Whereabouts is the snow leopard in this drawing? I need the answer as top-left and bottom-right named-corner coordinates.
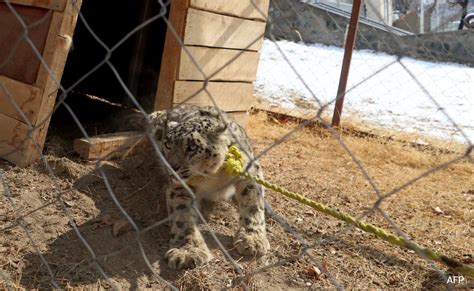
top-left (143, 105), bottom-right (269, 270)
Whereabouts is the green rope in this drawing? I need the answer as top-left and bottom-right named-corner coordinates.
top-left (218, 146), bottom-right (474, 277)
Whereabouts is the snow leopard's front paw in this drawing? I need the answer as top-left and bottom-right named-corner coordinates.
top-left (165, 246), bottom-right (213, 269)
top-left (234, 228), bottom-right (270, 257)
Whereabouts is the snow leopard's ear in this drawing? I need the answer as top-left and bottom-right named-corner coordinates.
top-left (123, 111), bottom-right (148, 131)
top-left (123, 110), bottom-right (168, 139)
top-left (199, 106), bottom-right (221, 117)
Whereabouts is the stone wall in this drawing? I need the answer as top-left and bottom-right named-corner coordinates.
top-left (266, 0), bottom-right (474, 66)
top-left (401, 31), bottom-right (474, 66)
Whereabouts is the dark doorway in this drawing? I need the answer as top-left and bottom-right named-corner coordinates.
top-left (50, 0), bottom-right (169, 139)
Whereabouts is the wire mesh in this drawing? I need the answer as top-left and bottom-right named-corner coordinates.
top-left (0, 0), bottom-right (473, 289)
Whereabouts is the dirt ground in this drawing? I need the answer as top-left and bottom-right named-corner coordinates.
top-left (0, 112), bottom-right (473, 289)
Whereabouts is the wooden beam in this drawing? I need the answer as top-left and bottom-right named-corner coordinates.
top-left (0, 75), bottom-right (43, 123)
top-left (72, 111), bottom-right (248, 161)
top-left (154, 0), bottom-right (190, 110)
top-left (23, 0), bottom-right (82, 164)
top-left (254, 103), bottom-right (322, 120)
top-left (0, 0), bottom-right (66, 11)
top-left (34, 10), bottom-right (66, 88)
top-left (178, 46), bottom-right (260, 82)
top-left (73, 131), bottom-right (145, 160)
top-left (190, 0), bottom-right (269, 21)
top-left (173, 81), bottom-right (254, 111)
top-left (184, 8), bottom-right (265, 51)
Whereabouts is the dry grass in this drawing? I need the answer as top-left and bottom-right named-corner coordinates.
top-left (0, 112), bottom-right (472, 289)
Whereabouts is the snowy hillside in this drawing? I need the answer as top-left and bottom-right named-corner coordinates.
top-left (255, 40), bottom-right (473, 143)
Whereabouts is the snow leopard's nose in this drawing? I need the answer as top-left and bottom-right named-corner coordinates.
top-left (170, 163), bottom-right (181, 171)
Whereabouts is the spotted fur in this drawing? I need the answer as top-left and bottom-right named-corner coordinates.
top-left (145, 105), bottom-right (269, 269)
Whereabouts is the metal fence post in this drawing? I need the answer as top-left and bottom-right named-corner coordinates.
top-left (331, 0), bottom-right (362, 127)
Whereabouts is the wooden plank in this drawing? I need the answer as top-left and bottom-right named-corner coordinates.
top-left (0, 113), bottom-right (36, 167)
top-left (73, 131), bottom-right (144, 160)
top-left (0, 4), bottom-right (52, 85)
top-left (190, 0), bottom-right (269, 21)
top-left (0, 0), bottom-right (66, 11)
top-left (184, 8), bottom-right (265, 51)
top-left (254, 103), bottom-right (324, 120)
top-left (173, 81), bottom-right (255, 111)
top-left (154, 0), bottom-right (190, 110)
top-left (22, 0), bottom-right (82, 165)
top-left (73, 114), bottom-right (249, 159)
top-left (179, 46), bottom-right (260, 82)
top-left (0, 75), bottom-right (43, 123)
top-left (227, 111), bottom-right (249, 128)
top-left (34, 10), bottom-right (64, 88)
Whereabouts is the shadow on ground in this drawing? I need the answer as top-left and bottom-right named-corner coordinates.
top-left (16, 152), bottom-right (447, 289)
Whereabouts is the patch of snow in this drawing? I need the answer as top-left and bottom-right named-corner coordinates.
top-left (256, 40), bottom-right (473, 143)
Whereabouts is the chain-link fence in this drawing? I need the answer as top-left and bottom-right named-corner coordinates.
top-left (1, 0), bottom-right (473, 289)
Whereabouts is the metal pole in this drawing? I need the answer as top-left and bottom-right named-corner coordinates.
top-left (331, 0), bottom-right (362, 127)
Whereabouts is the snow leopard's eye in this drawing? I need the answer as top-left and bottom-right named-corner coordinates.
top-left (164, 140), bottom-right (172, 150)
top-left (187, 143), bottom-right (197, 152)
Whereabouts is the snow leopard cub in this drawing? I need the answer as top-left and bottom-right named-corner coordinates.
top-left (145, 105), bottom-right (269, 269)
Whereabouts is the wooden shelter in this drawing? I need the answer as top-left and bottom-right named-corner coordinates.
top-left (0, 0), bottom-right (270, 166)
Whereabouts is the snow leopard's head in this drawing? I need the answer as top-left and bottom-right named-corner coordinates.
top-left (160, 115), bottom-right (229, 179)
